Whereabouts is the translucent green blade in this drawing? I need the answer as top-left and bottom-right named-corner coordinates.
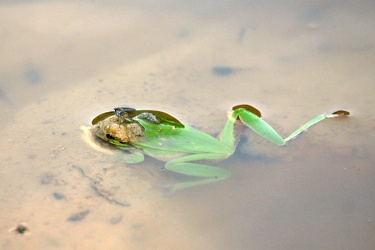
top-left (238, 111), bottom-right (285, 145)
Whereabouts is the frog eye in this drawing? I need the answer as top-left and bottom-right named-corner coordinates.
top-left (114, 107), bottom-right (136, 117)
top-left (92, 108), bottom-right (185, 128)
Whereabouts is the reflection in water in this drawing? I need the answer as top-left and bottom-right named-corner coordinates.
top-left (0, 1), bottom-right (374, 249)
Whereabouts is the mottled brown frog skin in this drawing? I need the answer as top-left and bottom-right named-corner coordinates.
top-left (94, 115), bottom-right (144, 143)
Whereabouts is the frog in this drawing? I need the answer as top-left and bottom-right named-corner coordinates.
top-left (84, 104), bottom-right (349, 192)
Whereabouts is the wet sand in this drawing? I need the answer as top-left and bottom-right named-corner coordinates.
top-left (1, 1), bottom-right (375, 249)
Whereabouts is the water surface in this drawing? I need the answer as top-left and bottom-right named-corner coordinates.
top-left (1, 1), bottom-right (374, 249)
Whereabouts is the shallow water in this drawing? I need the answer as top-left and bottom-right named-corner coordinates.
top-left (1, 1), bottom-right (375, 249)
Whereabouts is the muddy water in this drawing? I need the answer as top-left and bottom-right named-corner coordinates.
top-left (1, 1), bottom-right (375, 249)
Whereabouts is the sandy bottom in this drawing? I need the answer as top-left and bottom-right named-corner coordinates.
top-left (1, 1), bottom-right (375, 249)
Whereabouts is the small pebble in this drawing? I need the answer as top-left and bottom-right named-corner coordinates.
top-left (212, 66), bottom-right (235, 76)
top-left (9, 223), bottom-right (29, 235)
top-left (67, 210), bottom-right (90, 222)
top-left (53, 192), bottom-right (65, 200)
top-left (39, 172), bottom-right (55, 185)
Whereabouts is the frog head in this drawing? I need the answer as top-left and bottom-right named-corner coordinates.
top-left (93, 115), bottom-right (144, 144)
